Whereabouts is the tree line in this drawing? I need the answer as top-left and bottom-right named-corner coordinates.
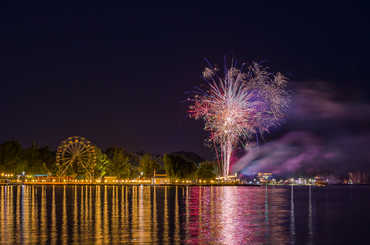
top-left (0, 140), bottom-right (217, 179)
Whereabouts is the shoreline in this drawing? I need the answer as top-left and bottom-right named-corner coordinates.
top-left (1, 182), bottom-right (261, 187)
top-left (1, 182), bottom-right (354, 187)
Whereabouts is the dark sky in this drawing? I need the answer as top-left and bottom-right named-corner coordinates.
top-left (1, 2), bottom-right (370, 158)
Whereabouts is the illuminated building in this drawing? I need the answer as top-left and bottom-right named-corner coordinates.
top-left (257, 172), bottom-right (272, 183)
top-left (151, 170), bottom-right (170, 184)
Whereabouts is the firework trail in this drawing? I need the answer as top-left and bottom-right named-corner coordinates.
top-left (188, 58), bottom-right (289, 177)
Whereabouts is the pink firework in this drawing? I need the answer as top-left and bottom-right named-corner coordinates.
top-left (188, 59), bottom-right (289, 177)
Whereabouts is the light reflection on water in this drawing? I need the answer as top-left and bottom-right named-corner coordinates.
top-left (0, 185), bottom-right (369, 244)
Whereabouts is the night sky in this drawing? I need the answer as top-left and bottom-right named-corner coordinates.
top-left (1, 2), bottom-right (370, 161)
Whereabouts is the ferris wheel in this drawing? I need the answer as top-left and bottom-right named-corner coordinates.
top-left (56, 136), bottom-right (97, 178)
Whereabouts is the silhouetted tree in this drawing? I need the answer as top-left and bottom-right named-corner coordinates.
top-left (196, 161), bottom-right (217, 179)
top-left (105, 147), bottom-right (136, 178)
top-left (139, 153), bottom-right (160, 177)
top-left (163, 153), bottom-right (197, 178)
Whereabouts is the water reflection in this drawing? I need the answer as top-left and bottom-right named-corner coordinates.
top-left (290, 185), bottom-right (295, 245)
top-left (308, 185), bottom-right (313, 244)
top-left (0, 185), bottom-right (297, 244)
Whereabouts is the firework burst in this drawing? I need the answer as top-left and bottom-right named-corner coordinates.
top-left (188, 58), bottom-right (289, 177)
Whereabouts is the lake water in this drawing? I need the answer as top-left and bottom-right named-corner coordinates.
top-left (0, 185), bottom-right (369, 244)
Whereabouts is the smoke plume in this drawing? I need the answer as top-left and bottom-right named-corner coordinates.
top-left (232, 81), bottom-right (370, 176)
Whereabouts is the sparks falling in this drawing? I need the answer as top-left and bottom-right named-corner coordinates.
top-left (188, 58), bottom-right (290, 177)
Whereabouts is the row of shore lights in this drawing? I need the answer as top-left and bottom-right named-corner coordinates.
top-left (0, 173), bottom-right (14, 177)
top-left (23, 179), bottom-right (153, 184)
top-left (21, 178), bottom-right (230, 184)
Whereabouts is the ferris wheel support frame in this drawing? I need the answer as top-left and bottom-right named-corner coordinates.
top-left (56, 136), bottom-right (97, 179)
